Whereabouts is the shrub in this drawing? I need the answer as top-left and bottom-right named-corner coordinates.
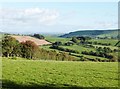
top-left (33, 34), bottom-right (45, 39)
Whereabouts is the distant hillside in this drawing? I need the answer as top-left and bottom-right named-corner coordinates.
top-left (60, 29), bottom-right (118, 38)
top-left (97, 30), bottom-right (118, 38)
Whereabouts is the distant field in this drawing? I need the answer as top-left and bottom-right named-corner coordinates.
top-left (45, 36), bottom-right (71, 43)
top-left (60, 45), bottom-right (95, 53)
top-left (45, 36), bottom-right (118, 46)
top-left (41, 45), bottom-right (95, 53)
top-left (89, 39), bottom-right (118, 46)
top-left (40, 45), bottom-right (109, 61)
top-left (2, 58), bottom-right (118, 88)
top-left (93, 45), bottom-right (118, 50)
top-left (42, 37), bottom-right (119, 61)
top-left (71, 53), bottom-right (109, 61)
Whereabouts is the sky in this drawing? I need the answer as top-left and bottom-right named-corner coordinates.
top-left (0, 2), bottom-right (118, 33)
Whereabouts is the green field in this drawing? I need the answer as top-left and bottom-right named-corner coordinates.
top-left (41, 45), bottom-right (95, 53)
top-left (2, 35), bottom-right (119, 88)
top-left (89, 39), bottom-right (118, 46)
top-left (41, 45), bottom-right (110, 61)
top-left (93, 45), bottom-right (118, 50)
top-left (2, 57), bottom-right (118, 88)
top-left (42, 36), bottom-right (119, 61)
top-left (45, 36), bottom-right (71, 43)
top-left (60, 45), bottom-right (95, 53)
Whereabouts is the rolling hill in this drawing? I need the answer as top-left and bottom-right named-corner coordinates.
top-left (60, 29), bottom-right (118, 38)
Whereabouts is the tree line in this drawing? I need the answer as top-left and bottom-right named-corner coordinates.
top-left (81, 51), bottom-right (114, 59)
top-left (81, 46), bottom-right (119, 61)
top-left (87, 41), bottom-right (111, 46)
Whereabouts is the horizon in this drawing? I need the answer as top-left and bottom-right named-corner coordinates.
top-left (0, 2), bottom-right (118, 33)
top-left (1, 29), bottom-right (118, 35)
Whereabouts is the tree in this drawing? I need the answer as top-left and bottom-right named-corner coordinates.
top-left (64, 41), bottom-right (74, 46)
top-left (21, 41), bottom-right (39, 59)
top-left (11, 42), bottom-right (22, 57)
top-left (33, 34), bottom-right (45, 39)
top-left (71, 37), bottom-right (78, 43)
top-left (2, 36), bottom-right (19, 57)
top-left (53, 41), bottom-right (62, 46)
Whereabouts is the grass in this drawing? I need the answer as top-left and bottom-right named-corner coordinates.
top-left (0, 57), bottom-right (1, 86)
top-left (89, 39), bottom-right (118, 46)
top-left (93, 45), bottom-right (118, 50)
top-left (60, 45), bottom-right (95, 53)
top-left (40, 45), bottom-right (108, 61)
top-left (41, 45), bottom-right (95, 53)
top-left (71, 53), bottom-right (109, 61)
top-left (2, 57), bottom-right (118, 88)
top-left (45, 36), bottom-right (71, 43)
top-left (40, 42), bottom-right (118, 61)
top-left (45, 36), bottom-right (118, 47)
top-left (40, 45), bottom-right (53, 50)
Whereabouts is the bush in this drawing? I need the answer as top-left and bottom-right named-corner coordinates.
top-left (64, 41), bottom-right (74, 46)
top-left (53, 41), bottom-right (62, 46)
top-left (33, 34), bottom-right (45, 39)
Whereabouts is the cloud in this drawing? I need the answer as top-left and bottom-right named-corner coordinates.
top-left (0, 8), bottom-right (59, 25)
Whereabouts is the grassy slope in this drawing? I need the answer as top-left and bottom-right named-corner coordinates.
top-left (2, 58), bottom-right (118, 88)
top-left (60, 30), bottom-right (117, 38)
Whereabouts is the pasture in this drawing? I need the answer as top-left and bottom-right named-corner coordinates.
top-left (45, 36), bottom-right (71, 43)
top-left (89, 39), bottom-right (118, 46)
top-left (41, 36), bottom-right (119, 62)
top-left (60, 45), bottom-right (95, 53)
top-left (2, 57), bottom-right (118, 88)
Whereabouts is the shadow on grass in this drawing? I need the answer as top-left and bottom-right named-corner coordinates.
top-left (2, 79), bottom-right (118, 89)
